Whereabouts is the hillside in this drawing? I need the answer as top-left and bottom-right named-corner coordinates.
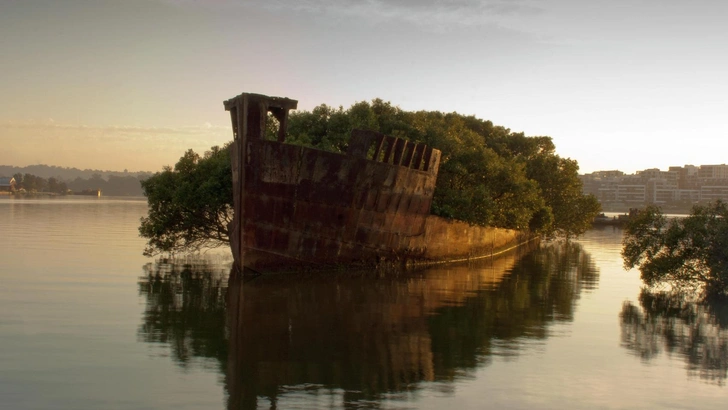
top-left (0, 164), bottom-right (155, 197)
top-left (0, 164), bottom-right (152, 181)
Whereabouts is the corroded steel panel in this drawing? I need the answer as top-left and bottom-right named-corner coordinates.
top-left (225, 92), bottom-right (533, 273)
top-left (239, 135), bottom-right (445, 270)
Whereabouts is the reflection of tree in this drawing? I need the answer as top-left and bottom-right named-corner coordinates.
top-left (429, 240), bottom-right (599, 377)
top-left (620, 290), bottom-right (728, 385)
top-left (137, 241), bottom-right (599, 409)
top-left (137, 256), bottom-right (231, 368)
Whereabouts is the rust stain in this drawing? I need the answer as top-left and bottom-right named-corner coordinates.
top-left (224, 92), bottom-right (531, 273)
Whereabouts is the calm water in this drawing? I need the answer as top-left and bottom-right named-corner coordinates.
top-left (1, 197), bottom-right (726, 409)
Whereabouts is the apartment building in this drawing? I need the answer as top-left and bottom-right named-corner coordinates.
top-left (580, 164), bottom-right (728, 207)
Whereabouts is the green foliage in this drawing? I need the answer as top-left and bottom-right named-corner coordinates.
top-left (46, 177), bottom-right (68, 194)
top-left (525, 155), bottom-right (601, 236)
top-left (286, 104), bottom-right (353, 152)
top-left (22, 173), bottom-right (47, 192)
top-left (139, 145), bottom-right (233, 256)
top-left (140, 98), bottom-right (599, 255)
top-left (622, 202), bottom-right (728, 296)
top-left (10, 173), bottom-right (68, 194)
top-left (284, 99), bottom-right (598, 234)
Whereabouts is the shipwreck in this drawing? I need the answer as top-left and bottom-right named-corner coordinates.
top-left (224, 92), bottom-right (532, 273)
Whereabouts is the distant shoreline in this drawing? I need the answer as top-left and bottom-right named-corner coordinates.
top-left (0, 195), bottom-right (147, 201)
top-left (600, 204), bottom-right (693, 214)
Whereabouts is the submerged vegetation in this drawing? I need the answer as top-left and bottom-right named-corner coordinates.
top-left (140, 99), bottom-right (600, 255)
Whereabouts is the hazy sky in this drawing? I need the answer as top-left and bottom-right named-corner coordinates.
top-left (1, 0), bottom-right (726, 173)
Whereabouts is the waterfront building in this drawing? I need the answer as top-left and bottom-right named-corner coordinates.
top-left (0, 177), bottom-right (16, 192)
top-left (580, 163), bottom-right (728, 209)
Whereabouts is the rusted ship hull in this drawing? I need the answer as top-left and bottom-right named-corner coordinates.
top-left (225, 93), bottom-right (532, 273)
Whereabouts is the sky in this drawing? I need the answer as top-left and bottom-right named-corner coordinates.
top-left (1, 0), bottom-right (727, 174)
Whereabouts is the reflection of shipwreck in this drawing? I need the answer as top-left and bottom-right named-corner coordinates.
top-left (224, 92), bottom-right (531, 273)
top-left (224, 251), bottom-right (530, 409)
top-left (137, 241), bottom-right (591, 409)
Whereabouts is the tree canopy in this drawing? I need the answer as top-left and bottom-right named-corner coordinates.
top-left (140, 99), bottom-right (600, 255)
top-left (139, 145), bottom-right (232, 256)
top-left (622, 201), bottom-right (728, 296)
top-left (7, 171), bottom-right (148, 196)
top-left (284, 99), bottom-right (599, 234)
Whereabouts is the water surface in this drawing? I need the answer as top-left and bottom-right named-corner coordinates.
top-left (1, 198), bottom-right (725, 409)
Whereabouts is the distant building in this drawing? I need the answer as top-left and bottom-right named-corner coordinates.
top-left (0, 177), bottom-right (16, 192)
top-left (697, 164), bottom-right (728, 180)
top-left (581, 163), bottom-right (728, 209)
top-left (700, 186), bottom-right (728, 202)
top-left (616, 184), bottom-right (646, 203)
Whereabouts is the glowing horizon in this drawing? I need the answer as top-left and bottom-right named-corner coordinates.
top-left (2, 0), bottom-right (727, 174)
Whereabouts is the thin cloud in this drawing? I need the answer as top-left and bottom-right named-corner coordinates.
top-left (271, 0), bottom-right (541, 23)
top-left (1, 121), bottom-right (230, 136)
top-left (161, 0), bottom-right (543, 28)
